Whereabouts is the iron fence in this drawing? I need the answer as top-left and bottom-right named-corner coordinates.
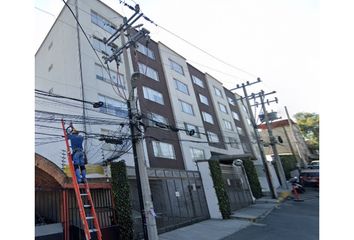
top-left (126, 167), bottom-right (210, 238)
top-left (220, 164), bottom-right (253, 211)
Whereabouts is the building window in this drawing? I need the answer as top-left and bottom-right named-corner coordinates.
top-left (175, 79), bottom-right (189, 95)
top-left (48, 41), bottom-right (53, 51)
top-left (136, 42), bottom-right (155, 60)
top-left (218, 102), bottom-right (228, 114)
top-left (232, 111), bottom-right (240, 121)
top-left (92, 37), bottom-right (113, 55)
top-left (242, 143), bottom-right (251, 153)
top-left (179, 100), bottom-right (194, 115)
top-left (91, 10), bottom-right (116, 34)
top-left (237, 126), bottom-right (245, 136)
top-left (138, 62), bottom-right (159, 81)
top-left (147, 112), bottom-right (168, 127)
top-left (190, 147), bottom-right (205, 161)
top-left (223, 119), bottom-right (233, 130)
top-left (214, 86), bottom-right (223, 98)
top-left (202, 112), bottom-right (214, 124)
top-left (199, 94), bottom-right (209, 105)
top-left (98, 95), bottom-right (128, 117)
top-left (95, 63), bottom-right (125, 89)
top-left (143, 86), bottom-right (164, 105)
top-left (184, 123), bottom-right (200, 138)
top-left (152, 141), bottom-right (176, 159)
top-left (192, 75), bottom-right (204, 88)
top-left (228, 97), bottom-right (235, 105)
top-left (207, 131), bottom-right (219, 143)
top-left (169, 59), bottom-right (184, 75)
top-left (227, 137), bottom-right (240, 149)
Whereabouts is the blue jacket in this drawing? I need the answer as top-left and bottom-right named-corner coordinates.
top-left (68, 134), bottom-right (84, 151)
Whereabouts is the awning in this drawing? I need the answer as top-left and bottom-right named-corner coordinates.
top-left (195, 153), bottom-right (254, 163)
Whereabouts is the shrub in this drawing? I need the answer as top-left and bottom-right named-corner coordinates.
top-left (208, 161), bottom-right (231, 219)
top-left (111, 161), bottom-right (134, 240)
top-left (243, 159), bottom-right (263, 199)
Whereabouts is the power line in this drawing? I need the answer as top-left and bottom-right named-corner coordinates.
top-left (118, 1), bottom-right (259, 79)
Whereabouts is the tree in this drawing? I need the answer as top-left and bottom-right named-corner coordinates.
top-left (294, 112), bottom-right (319, 153)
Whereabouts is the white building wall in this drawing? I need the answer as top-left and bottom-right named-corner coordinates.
top-left (158, 43), bottom-right (211, 171)
top-left (205, 74), bottom-right (244, 156)
top-left (158, 43), bottom-right (223, 218)
top-left (35, 0), bottom-right (135, 168)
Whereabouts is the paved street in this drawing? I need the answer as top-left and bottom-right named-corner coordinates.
top-left (222, 188), bottom-right (319, 240)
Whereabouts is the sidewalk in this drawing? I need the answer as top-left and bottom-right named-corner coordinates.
top-left (158, 191), bottom-right (289, 240)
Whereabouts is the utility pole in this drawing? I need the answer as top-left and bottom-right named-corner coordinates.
top-left (103, 5), bottom-right (158, 239)
top-left (231, 79), bottom-right (277, 199)
top-left (121, 28), bottom-right (158, 240)
top-left (284, 106), bottom-right (306, 168)
top-left (258, 91), bottom-right (288, 189)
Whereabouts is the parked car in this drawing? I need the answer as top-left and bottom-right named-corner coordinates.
top-left (308, 160), bottom-right (319, 169)
top-left (299, 169), bottom-right (319, 187)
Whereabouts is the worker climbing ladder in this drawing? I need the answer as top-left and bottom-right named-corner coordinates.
top-left (61, 119), bottom-right (102, 240)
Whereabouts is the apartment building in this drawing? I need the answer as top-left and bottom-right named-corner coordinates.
top-left (35, 0), bottom-right (271, 234)
top-left (35, 0), bottom-right (136, 169)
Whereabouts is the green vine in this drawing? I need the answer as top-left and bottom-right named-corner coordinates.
top-left (243, 159), bottom-right (263, 199)
top-left (208, 161), bottom-right (231, 219)
top-left (110, 161), bottom-right (134, 240)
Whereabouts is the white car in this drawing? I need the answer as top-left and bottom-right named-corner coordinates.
top-left (308, 160), bottom-right (319, 169)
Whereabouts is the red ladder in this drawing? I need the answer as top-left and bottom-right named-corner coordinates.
top-left (61, 119), bottom-right (102, 240)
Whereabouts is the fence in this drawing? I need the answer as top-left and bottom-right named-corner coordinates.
top-left (126, 167), bottom-right (210, 237)
top-left (220, 164), bottom-right (253, 211)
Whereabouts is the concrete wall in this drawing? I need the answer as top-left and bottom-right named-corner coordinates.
top-left (205, 74), bottom-right (244, 156)
top-left (35, 0), bottom-right (134, 167)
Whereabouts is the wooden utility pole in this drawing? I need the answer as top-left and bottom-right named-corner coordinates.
top-left (259, 91), bottom-right (288, 189)
top-left (232, 79), bottom-right (277, 199)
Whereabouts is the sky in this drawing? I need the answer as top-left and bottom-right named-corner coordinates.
top-left (34, 0), bottom-right (320, 121)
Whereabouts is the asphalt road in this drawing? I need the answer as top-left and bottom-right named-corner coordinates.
top-left (222, 188), bottom-right (319, 240)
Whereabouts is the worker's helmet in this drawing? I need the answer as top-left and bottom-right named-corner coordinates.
top-left (72, 128), bottom-right (79, 134)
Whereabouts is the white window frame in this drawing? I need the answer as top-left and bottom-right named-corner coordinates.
top-left (138, 62), bottom-right (159, 81)
top-left (232, 111), bottom-right (240, 121)
top-left (95, 63), bottom-right (125, 89)
top-left (92, 36), bottom-right (113, 55)
top-left (152, 141), bottom-right (176, 159)
top-left (207, 131), bottom-right (219, 143)
top-left (192, 75), bottom-right (204, 88)
top-left (91, 11), bottom-right (116, 34)
top-left (199, 94), bottom-right (209, 105)
top-left (227, 137), bottom-right (240, 149)
top-left (228, 97), bottom-right (235, 106)
top-left (223, 119), bottom-right (233, 130)
top-left (202, 112), bottom-right (214, 124)
top-left (179, 100), bottom-right (194, 115)
top-left (214, 86), bottom-right (223, 98)
top-left (148, 112), bottom-right (168, 126)
top-left (190, 147), bottom-right (205, 161)
top-left (174, 79), bottom-right (189, 95)
top-left (136, 42), bottom-right (155, 60)
top-left (218, 102), bottom-right (228, 114)
top-left (98, 95), bottom-right (128, 117)
top-left (143, 86), bottom-right (164, 105)
top-left (169, 59), bottom-right (184, 75)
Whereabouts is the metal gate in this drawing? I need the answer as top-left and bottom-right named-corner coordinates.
top-left (220, 164), bottom-right (253, 211)
top-left (127, 167), bottom-right (210, 237)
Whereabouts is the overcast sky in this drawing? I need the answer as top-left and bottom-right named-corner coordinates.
top-left (35, 0), bottom-right (320, 120)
